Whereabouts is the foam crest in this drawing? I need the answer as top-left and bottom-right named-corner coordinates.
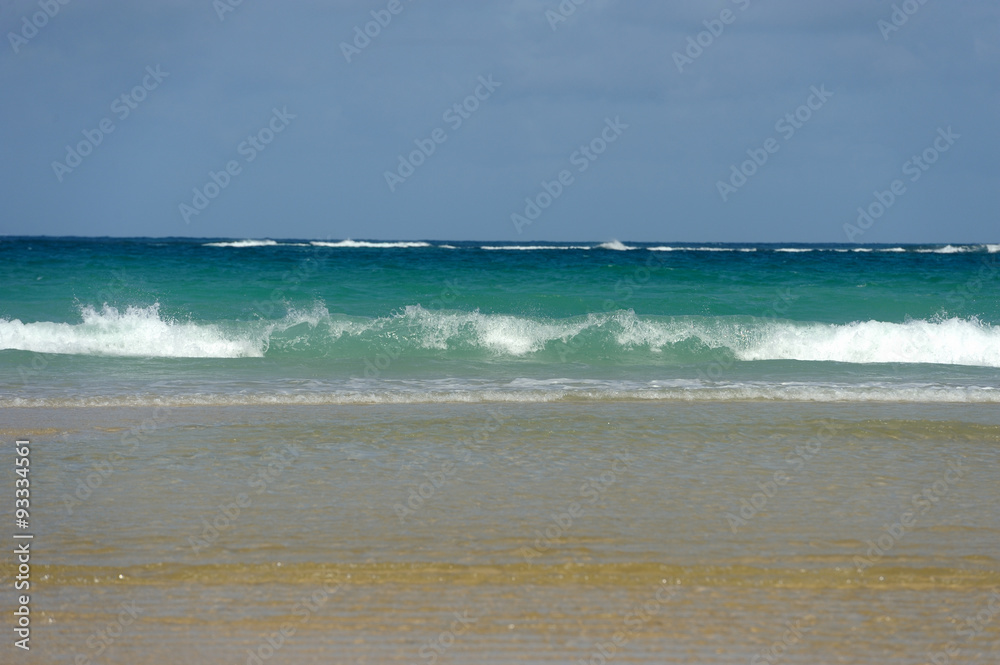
top-left (611, 311), bottom-right (709, 350)
top-left (0, 305), bottom-right (265, 358)
top-left (480, 245), bottom-right (591, 251)
top-left (597, 240), bottom-right (637, 251)
top-left (647, 246), bottom-right (756, 252)
top-left (204, 239), bottom-right (280, 248)
top-left (365, 310), bottom-right (1000, 367)
top-left (915, 245), bottom-right (973, 254)
top-left (193, 241), bottom-right (997, 255)
top-left (270, 304), bottom-right (334, 333)
top-left (397, 305), bottom-right (589, 355)
top-left (4, 305), bottom-right (998, 368)
top-left (7, 382), bottom-right (1000, 408)
top-left (738, 318), bottom-right (1000, 367)
top-left (310, 240), bottom-right (431, 248)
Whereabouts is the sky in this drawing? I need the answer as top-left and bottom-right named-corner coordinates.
top-left (1, 0), bottom-right (997, 242)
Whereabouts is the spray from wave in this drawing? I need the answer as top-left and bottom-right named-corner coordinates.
top-left (481, 245), bottom-right (592, 251)
top-left (204, 239), bottom-right (283, 248)
top-left (310, 240), bottom-right (431, 248)
top-left (0, 304), bottom-right (328, 358)
top-left (597, 240), bottom-right (637, 251)
top-left (3, 305), bottom-right (999, 367)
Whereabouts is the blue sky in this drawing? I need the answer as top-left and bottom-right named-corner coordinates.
top-left (1, 0), bottom-right (997, 242)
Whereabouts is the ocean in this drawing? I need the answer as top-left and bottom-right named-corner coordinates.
top-left (2, 237), bottom-right (999, 664)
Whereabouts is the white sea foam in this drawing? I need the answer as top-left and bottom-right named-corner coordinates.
top-left (6, 381), bottom-right (998, 408)
top-left (0, 304), bottom-right (266, 358)
top-left (597, 240), bottom-right (637, 251)
top-left (915, 245), bottom-right (974, 254)
top-left (387, 310), bottom-right (1000, 367)
top-left (4, 306), bottom-right (999, 368)
top-left (393, 305), bottom-right (591, 355)
top-left (480, 245), bottom-right (591, 251)
top-left (204, 239), bottom-right (281, 248)
top-left (647, 247), bottom-right (757, 252)
top-left (987, 244), bottom-right (1000, 253)
top-left (736, 317), bottom-right (1000, 367)
top-left (310, 240), bottom-right (431, 248)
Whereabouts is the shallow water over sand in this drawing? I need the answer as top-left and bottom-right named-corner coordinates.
top-left (4, 401), bottom-right (998, 663)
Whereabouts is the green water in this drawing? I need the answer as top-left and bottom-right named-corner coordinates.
top-left (2, 238), bottom-right (998, 664)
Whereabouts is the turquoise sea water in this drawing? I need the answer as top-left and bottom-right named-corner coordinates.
top-left (3, 238), bottom-right (1000, 664)
top-left (2, 238), bottom-right (999, 406)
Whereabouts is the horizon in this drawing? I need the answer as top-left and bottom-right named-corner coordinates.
top-left (2, 236), bottom-right (998, 246)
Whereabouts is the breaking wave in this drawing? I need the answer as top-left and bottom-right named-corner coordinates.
top-left (204, 239), bottom-right (282, 248)
top-left (309, 240), bottom-right (431, 248)
top-left (3, 306), bottom-right (999, 368)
